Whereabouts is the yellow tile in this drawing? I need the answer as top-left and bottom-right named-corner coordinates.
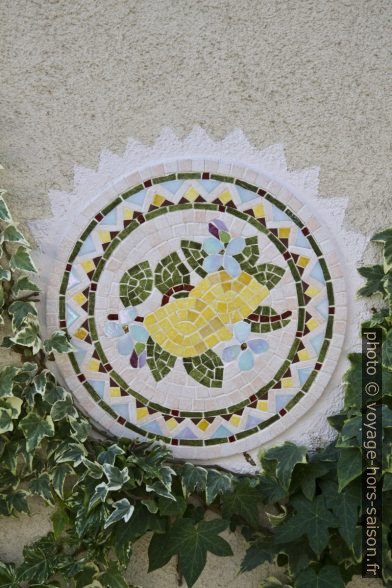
top-left (197, 419), bottom-right (209, 431)
top-left (297, 256), bottom-right (310, 268)
top-left (278, 227), bottom-right (291, 239)
top-left (166, 418), bottom-right (178, 431)
top-left (123, 207), bottom-right (134, 220)
top-left (74, 328), bottom-right (88, 340)
top-left (229, 414), bottom-right (241, 427)
top-left (73, 292), bottom-right (87, 305)
top-left (184, 186), bottom-right (199, 201)
top-left (282, 377), bottom-right (294, 388)
top-left (298, 348), bottom-right (311, 361)
top-left (216, 326), bottom-right (232, 341)
top-left (152, 193), bottom-right (165, 206)
top-left (205, 333), bottom-right (219, 348)
top-left (218, 190), bottom-right (232, 204)
top-left (238, 272), bottom-right (251, 285)
top-left (136, 407), bottom-right (149, 420)
top-left (98, 230), bottom-right (111, 244)
top-left (257, 400), bottom-right (268, 411)
top-left (253, 203), bottom-right (265, 218)
top-left (82, 259), bottom-right (95, 273)
top-left (110, 387), bottom-right (121, 397)
top-left (306, 317), bottom-right (318, 331)
top-left (305, 285), bottom-right (320, 297)
top-left (87, 358), bottom-right (100, 372)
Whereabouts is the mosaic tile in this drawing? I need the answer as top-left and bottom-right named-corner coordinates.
top-left (50, 160), bottom-right (346, 459)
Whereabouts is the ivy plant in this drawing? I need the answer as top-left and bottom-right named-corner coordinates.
top-left (0, 187), bottom-right (391, 587)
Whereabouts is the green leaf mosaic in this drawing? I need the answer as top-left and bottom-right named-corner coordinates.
top-left (120, 261), bottom-right (153, 306)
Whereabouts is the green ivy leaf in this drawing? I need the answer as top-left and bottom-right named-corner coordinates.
top-left (44, 330), bottom-right (73, 354)
top-left (149, 518), bottom-right (232, 587)
top-left (295, 564), bottom-right (344, 588)
top-left (181, 463), bottom-right (208, 497)
top-left (19, 413), bottom-right (55, 451)
top-left (98, 564), bottom-right (129, 588)
top-left (275, 495), bottom-right (338, 555)
top-left (221, 480), bottom-right (261, 525)
top-left (357, 265), bottom-right (386, 297)
top-left (157, 495), bottom-right (186, 516)
top-left (337, 447), bottom-right (362, 491)
top-left (0, 195), bottom-right (12, 222)
top-left (3, 225), bottom-right (29, 245)
top-left (51, 394), bottom-right (78, 421)
top-left (260, 577), bottom-right (292, 588)
top-left (10, 246), bottom-right (37, 273)
top-left (261, 442), bottom-right (308, 491)
top-left (205, 468), bottom-right (232, 505)
top-left (11, 276), bottom-right (40, 295)
top-left (102, 464), bottom-right (130, 491)
top-left (29, 473), bottom-right (54, 505)
top-left (371, 227), bottom-right (392, 272)
top-left (104, 498), bottom-right (134, 529)
top-left (0, 561), bottom-right (19, 588)
top-left (145, 481), bottom-right (176, 501)
top-left (258, 474), bottom-right (287, 503)
top-left (240, 539), bottom-right (274, 573)
top-left (321, 479), bottom-right (360, 548)
top-left (51, 506), bottom-right (69, 540)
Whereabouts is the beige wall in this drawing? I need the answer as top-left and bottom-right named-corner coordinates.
top-left (0, 0), bottom-right (391, 585)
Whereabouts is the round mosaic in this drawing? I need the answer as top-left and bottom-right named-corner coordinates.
top-left (48, 159), bottom-right (347, 459)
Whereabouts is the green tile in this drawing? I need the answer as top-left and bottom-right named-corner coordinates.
top-left (101, 197), bottom-right (122, 216)
top-left (152, 174), bottom-right (176, 184)
top-left (80, 220), bottom-right (97, 242)
top-left (307, 236), bottom-right (322, 257)
top-left (284, 392), bottom-right (304, 411)
top-left (325, 315), bottom-right (334, 340)
top-left (179, 439), bottom-right (204, 446)
top-left (121, 184), bottom-right (144, 200)
top-left (318, 340), bottom-right (330, 363)
top-left (204, 437), bottom-right (227, 446)
top-left (258, 414), bottom-right (279, 430)
top-left (68, 240), bottom-right (83, 263)
top-left (177, 172), bottom-right (201, 180)
top-left (302, 370), bottom-right (318, 392)
top-left (235, 179), bottom-right (257, 193)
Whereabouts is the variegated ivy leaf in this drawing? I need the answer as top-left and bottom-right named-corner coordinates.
top-left (0, 268), bottom-right (11, 281)
top-left (0, 407), bottom-right (14, 433)
top-left (3, 225), bottom-right (29, 246)
top-left (102, 463), bottom-right (130, 491)
top-left (0, 194), bottom-right (12, 222)
top-left (54, 441), bottom-right (87, 466)
top-left (4, 395), bottom-right (23, 418)
top-left (19, 413), bottom-right (55, 452)
top-left (104, 498), bottom-right (134, 529)
top-left (28, 473), bottom-right (54, 505)
top-left (0, 366), bottom-right (20, 398)
top-left (51, 463), bottom-right (74, 499)
top-left (8, 300), bottom-right (37, 330)
top-left (181, 463), bottom-right (208, 498)
top-left (97, 443), bottom-right (125, 465)
top-left (10, 318), bottom-right (41, 354)
top-left (50, 394), bottom-right (79, 421)
top-left (371, 227), bottom-right (392, 273)
top-left (70, 418), bottom-right (91, 442)
top-left (10, 246), bottom-right (37, 273)
top-left (44, 330), bottom-right (73, 354)
top-left (89, 482), bottom-right (109, 510)
top-left (11, 276), bottom-right (40, 295)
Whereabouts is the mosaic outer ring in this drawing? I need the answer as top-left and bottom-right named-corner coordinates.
top-left (47, 158), bottom-right (347, 460)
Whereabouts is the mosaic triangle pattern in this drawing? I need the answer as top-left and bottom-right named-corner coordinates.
top-left (47, 158), bottom-right (346, 460)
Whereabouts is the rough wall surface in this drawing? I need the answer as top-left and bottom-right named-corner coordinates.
top-left (0, 0), bottom-right (391, 586)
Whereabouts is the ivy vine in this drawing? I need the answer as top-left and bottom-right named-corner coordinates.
top-left (0, 188), bottom-right (391, 588)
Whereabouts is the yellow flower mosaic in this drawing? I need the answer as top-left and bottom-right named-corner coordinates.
top-left (144, 270), bottom-right (269, 357)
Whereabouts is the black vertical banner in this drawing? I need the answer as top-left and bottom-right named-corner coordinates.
top-left (362, 327), bottom-right (383, 578)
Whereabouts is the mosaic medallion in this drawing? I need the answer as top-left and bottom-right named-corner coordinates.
top-left (47, 159), bottom-right (346, 459)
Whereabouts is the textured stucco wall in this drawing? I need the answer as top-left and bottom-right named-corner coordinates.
top-left (0, 0), bottom-right (391, 586)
